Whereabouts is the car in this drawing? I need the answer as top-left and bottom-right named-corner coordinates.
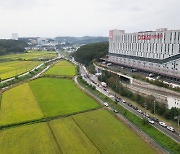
top-left (108, 95), bottom-right (114, 98)
top-left (103, 102), bottom-right (109, 107)
top-left (122, 100), bottom-right (126, 103)
top-left (106, 90), bottom-right (110, 93)
top-left (113, 109), bottom-right (118, 113)
top-left (144, 113), bottom-right (150, 118)
top-left (133, 106), bottom-right (138, 110)
top-left (127, 103), bottom-right (132, 107)
top-left (137, 110), bottom-right (143, 114)
top-left (167, 126), bottom-right (175, 132)
top-left (149, 73), bottom-right (155, 77)
top-left (159, 122), bottom-right (167, 127)
top-left (103, 88), bottom-right (107, 91)
top-left (151, 117), bottom-right (159, 122)
top-left (131, 68), bottom-right (138, 72)
top-left (115, 98), bottom-right (120, 102)
top-left (117, 96), bottom-right (121, 100)
top-left (148, 119), bottom-right (155, 124)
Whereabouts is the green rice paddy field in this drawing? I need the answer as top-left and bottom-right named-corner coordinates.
top-left (45, 60), bottom-right (76, 76)
top-left (0, 83), bottom-right (43, 126)
top-left (0, 123), bottom-right (60, 154)
top-left (0, 61), bottom-right (41, 80)
top-left (0, 60), bottom-right (157, 153)
top-left (29, 78), bottom-right (99, 117)
top-left (0, 50), bottom-right (56, 61)
top-left (0, 78), bottom-right (99, 126)
top-left (73, 109), bottom-right (156, 154)
top-left (0, 109), bottom-right (156, 154)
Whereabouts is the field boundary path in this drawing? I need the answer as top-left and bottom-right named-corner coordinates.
top-left (46, 122), bottom-right (63, 153)
top-left (0, 106), bottom-right (101, 130)
top-left (72, 117), bottom-right (102, 154)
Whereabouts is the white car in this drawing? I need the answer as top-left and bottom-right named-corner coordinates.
top-left (167, 126), bottom-right (175, 132)
top-left (122, 100), bottom-right (126, 103)
top-left (159, 122), bottom-right (167, 127)
top-left (144, 113), bottom-right (150, 118)
top-left (104, 102), bottom-right (109, 107)
top-left (148, 119), bottom-right (155, 124)
top-left (137, 110), bottom-right (143, 114)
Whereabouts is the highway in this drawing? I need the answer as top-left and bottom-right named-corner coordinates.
top-left (79, 64), bottom-right (180, 143)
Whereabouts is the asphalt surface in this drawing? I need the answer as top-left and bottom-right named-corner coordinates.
top-left (79, 64), bottom-right (180, 143)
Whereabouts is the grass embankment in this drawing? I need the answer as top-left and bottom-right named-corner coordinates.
top-left (45, 60), bottom-right (76, 76)
top-left (0, 123), bottom-right (60, 154)
top-left (50, 117), bottom-right (100, 154)
top-left (29, 78), bottom-right (99, 117)
top-left (0, 83), bottom-right (44, 126)
top-left (0, 61), bottom-right (41, 80)
top-left (0, 64), bottom-right (46, 89)
top-left (78, 77), bottom-right (180, 154)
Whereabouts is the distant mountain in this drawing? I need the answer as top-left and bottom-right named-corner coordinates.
top-left (55, 36), bottom-right (108, 44)
top-left (0, 39), bottom-right (27, 55)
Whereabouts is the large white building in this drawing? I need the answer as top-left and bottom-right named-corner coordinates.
top-left (12, 33), bottom-right (18, 40)
top-left (108, 28), bottom-right (180, 80)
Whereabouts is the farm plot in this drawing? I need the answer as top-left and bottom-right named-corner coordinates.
top-left (0, 123), bottom-right (60, 154)
top-left (0, 60), bottom-right (41, 80)
top-left (0, 50), bottom-right (56, 61)
top-left (50, 117), bottom-right (100, 154)
top-left (29, 78), bottom-right (99, 117)
top-left (73, 109), bottom-right (156, 154)
top-left (0, 83), bottom-right (44, 126)
top-left (45, 60), bottom-right (76, 76)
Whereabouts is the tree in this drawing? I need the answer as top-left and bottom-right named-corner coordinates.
top-left (72, 42), bottom-right (108, 66)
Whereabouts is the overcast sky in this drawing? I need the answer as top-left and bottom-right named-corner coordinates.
top-left (0, 0), bottom-right (180, 38)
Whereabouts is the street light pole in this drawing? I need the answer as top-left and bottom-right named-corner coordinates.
top-left (101, 71), bottom-right (102, 81)
top-left (174, 115), bottom-right (180, 127)
top-left (153, 101), bottom-right (156, 114)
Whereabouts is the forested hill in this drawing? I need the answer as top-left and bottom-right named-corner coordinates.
top-left (72, 42), bottom-right (108, 66)
top-left (0, 39), bottom-right (27, 55)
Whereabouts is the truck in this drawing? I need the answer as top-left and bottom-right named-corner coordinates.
top-left (107, 63), bottom-right (112, 66)
top-left (101, 82), bottom-right (107, 87)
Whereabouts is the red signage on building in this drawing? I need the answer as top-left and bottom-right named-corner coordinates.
top-left (109, 30), bottom-right (113, 38)
top-left (138, 34), bottom-right (163, 40)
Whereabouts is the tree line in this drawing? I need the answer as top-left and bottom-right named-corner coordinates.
top-left (72, 42), bottom-right (108, 66)
top-left (99, 70), bottom-right (180, 121)
top-left (0, 39), bottom-right (27, 55)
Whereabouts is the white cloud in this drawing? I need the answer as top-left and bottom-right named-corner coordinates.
top-left (0, 0), bottom-right (180, 38)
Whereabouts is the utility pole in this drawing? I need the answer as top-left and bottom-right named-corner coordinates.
top-left (153, 101), bottom-right (156, 114)
top-left (101, 71), bottom-right (102, 81)
top-left (144, 102), bottom-right (147, 118)
top-left (116, 77), bottom-right (118, 91)
top-left (174, 115), bottom-right (180, 127)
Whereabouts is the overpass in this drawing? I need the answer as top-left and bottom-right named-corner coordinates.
top-left (94, 63), bottom-right (133, 84)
